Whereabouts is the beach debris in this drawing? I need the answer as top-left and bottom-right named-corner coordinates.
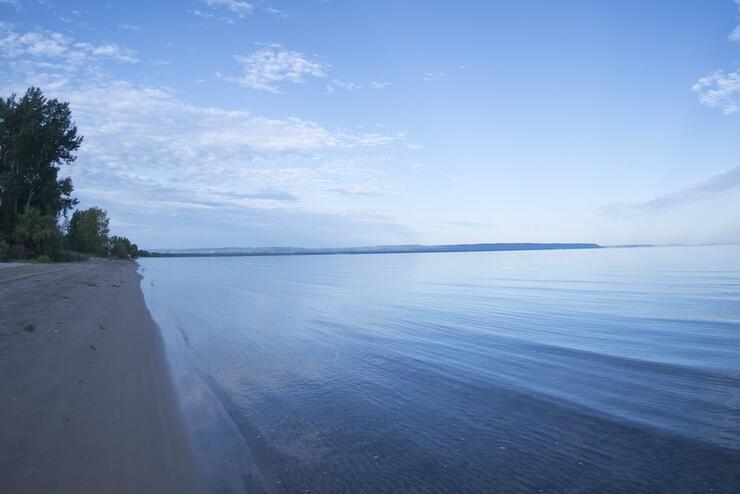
top-left (24, 324), bottom-right (35, 332)
top-left (90, 345), bottom-right (96, 351)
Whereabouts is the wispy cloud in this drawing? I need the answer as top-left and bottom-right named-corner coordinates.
top-left (193, 1), bottom-right (283, 22)
top-left (695, 3), bottom-right (740, 113)
top-left (729, 1), bottom-right (740, 40)
top-left (692, 70), bottom-right (740, 114)
top-left (422, 72), bottom-right (446, 81)
top-left (369, 80), bottom-right (390, 89)
top-left (118, 23), bottom-right (140, 31)
top-left (264, 6), bottom-right (286, 18)
top-left (202, 0), bottom-right (253, 18)
top-left (56, 80), bottom-right (401, 160)
top-left (729, 25), bottom-right (740, 41)
top-left (324, 79), bottom-right (360, 93)
top-left (75, 174), bottom-right (414, 248)
top-left (325, 185), bottom-right (390, 198)
top-left (230, 46), bottom-right (327, 93)
top-left (0, 25), bottom-right (138, 64)
top-left (445, 221), bottom-right (500, 228)
top-left (603, 165), bottom-right (740, 215)
top-left (188, 9), bottom-right (234, 24)
top-left (325, 79), bottom-right (392, 94)
top-left (0, 73), bottom-right (406, 215)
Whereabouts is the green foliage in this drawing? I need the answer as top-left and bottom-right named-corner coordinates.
top-left (13, 207), bottom-right (63, 260)
top-left (67, 207), bottom-right (110, 256)
top-left (0, 87), bottom-right (145, 263)
top-left (109, 235), bottom-right (141, 259)
top-left (0, 87), bottom-right (82, 241)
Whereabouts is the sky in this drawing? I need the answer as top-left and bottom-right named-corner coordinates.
top-left (1, 0), bottom-right (740, 249)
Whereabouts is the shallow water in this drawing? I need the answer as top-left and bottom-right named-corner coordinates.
top-left (139, 245), bottom-right (740, 493)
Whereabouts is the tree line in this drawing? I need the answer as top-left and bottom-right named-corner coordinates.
top-left (0, 87), bottom-right (148, 262)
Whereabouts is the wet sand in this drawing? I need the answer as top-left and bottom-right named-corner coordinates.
top-left (0, 260), bottom-right (200, 493)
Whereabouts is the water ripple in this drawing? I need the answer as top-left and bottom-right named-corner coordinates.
top-left (141, 245), bottom-right (740, 493)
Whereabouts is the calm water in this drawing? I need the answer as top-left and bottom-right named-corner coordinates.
top-left (139, 246), bottom-right (740, 493)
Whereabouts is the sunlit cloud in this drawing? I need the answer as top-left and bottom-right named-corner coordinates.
top-left (692, 70), bottom-right (740, 114)
top-left (230, 46), bottom-right (327, 93)
top-left (0, 25), bottom-right (138, 64)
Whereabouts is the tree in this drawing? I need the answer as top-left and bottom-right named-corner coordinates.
top-left (13, 207), bottom-right (63, 260)
top-left (67, 207), bottom-right (110, 256)
top-left (109, 235), bottom-right (140, 259)
top-left (0, 88), bottom-right (145, 262)
top-left (0, 87), bottom-right (82, 241)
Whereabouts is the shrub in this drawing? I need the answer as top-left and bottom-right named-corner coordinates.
top-left (13, 208), bottom-right (64, 260)
top-left (9, 244), bottom-right (26, 259)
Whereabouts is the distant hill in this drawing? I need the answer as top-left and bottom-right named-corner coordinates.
top-left (603, 244), bottom-right (655, 248)
top-left (149, 242), bottom-right (603, 258)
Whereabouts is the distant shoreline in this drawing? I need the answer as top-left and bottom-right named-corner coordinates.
top-left (148, 242), bottom-right (609, 259)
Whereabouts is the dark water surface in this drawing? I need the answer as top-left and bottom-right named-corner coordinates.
top-left (139, 246), bottom-right (740, 493)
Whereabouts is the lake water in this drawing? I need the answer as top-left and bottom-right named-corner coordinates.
top-left (139, 245), bottom-right (740, 493)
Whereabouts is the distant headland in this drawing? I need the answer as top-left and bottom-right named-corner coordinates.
top-left (148, 242), bottom-right (607, 258)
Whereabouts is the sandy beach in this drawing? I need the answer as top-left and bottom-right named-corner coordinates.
top-left (0, 260), bottom-right (200, 493)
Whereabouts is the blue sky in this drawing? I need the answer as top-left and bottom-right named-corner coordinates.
top-left (2, 0), bottom-right (740, 248)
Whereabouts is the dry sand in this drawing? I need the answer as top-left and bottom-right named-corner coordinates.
top-left (0, 259), bottom-right (201, 493)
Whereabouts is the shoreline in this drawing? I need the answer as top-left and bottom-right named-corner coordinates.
top-left (0, 259), bottom-right (201, 493)
top-left (147, 242), bottom-right (605, 259)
